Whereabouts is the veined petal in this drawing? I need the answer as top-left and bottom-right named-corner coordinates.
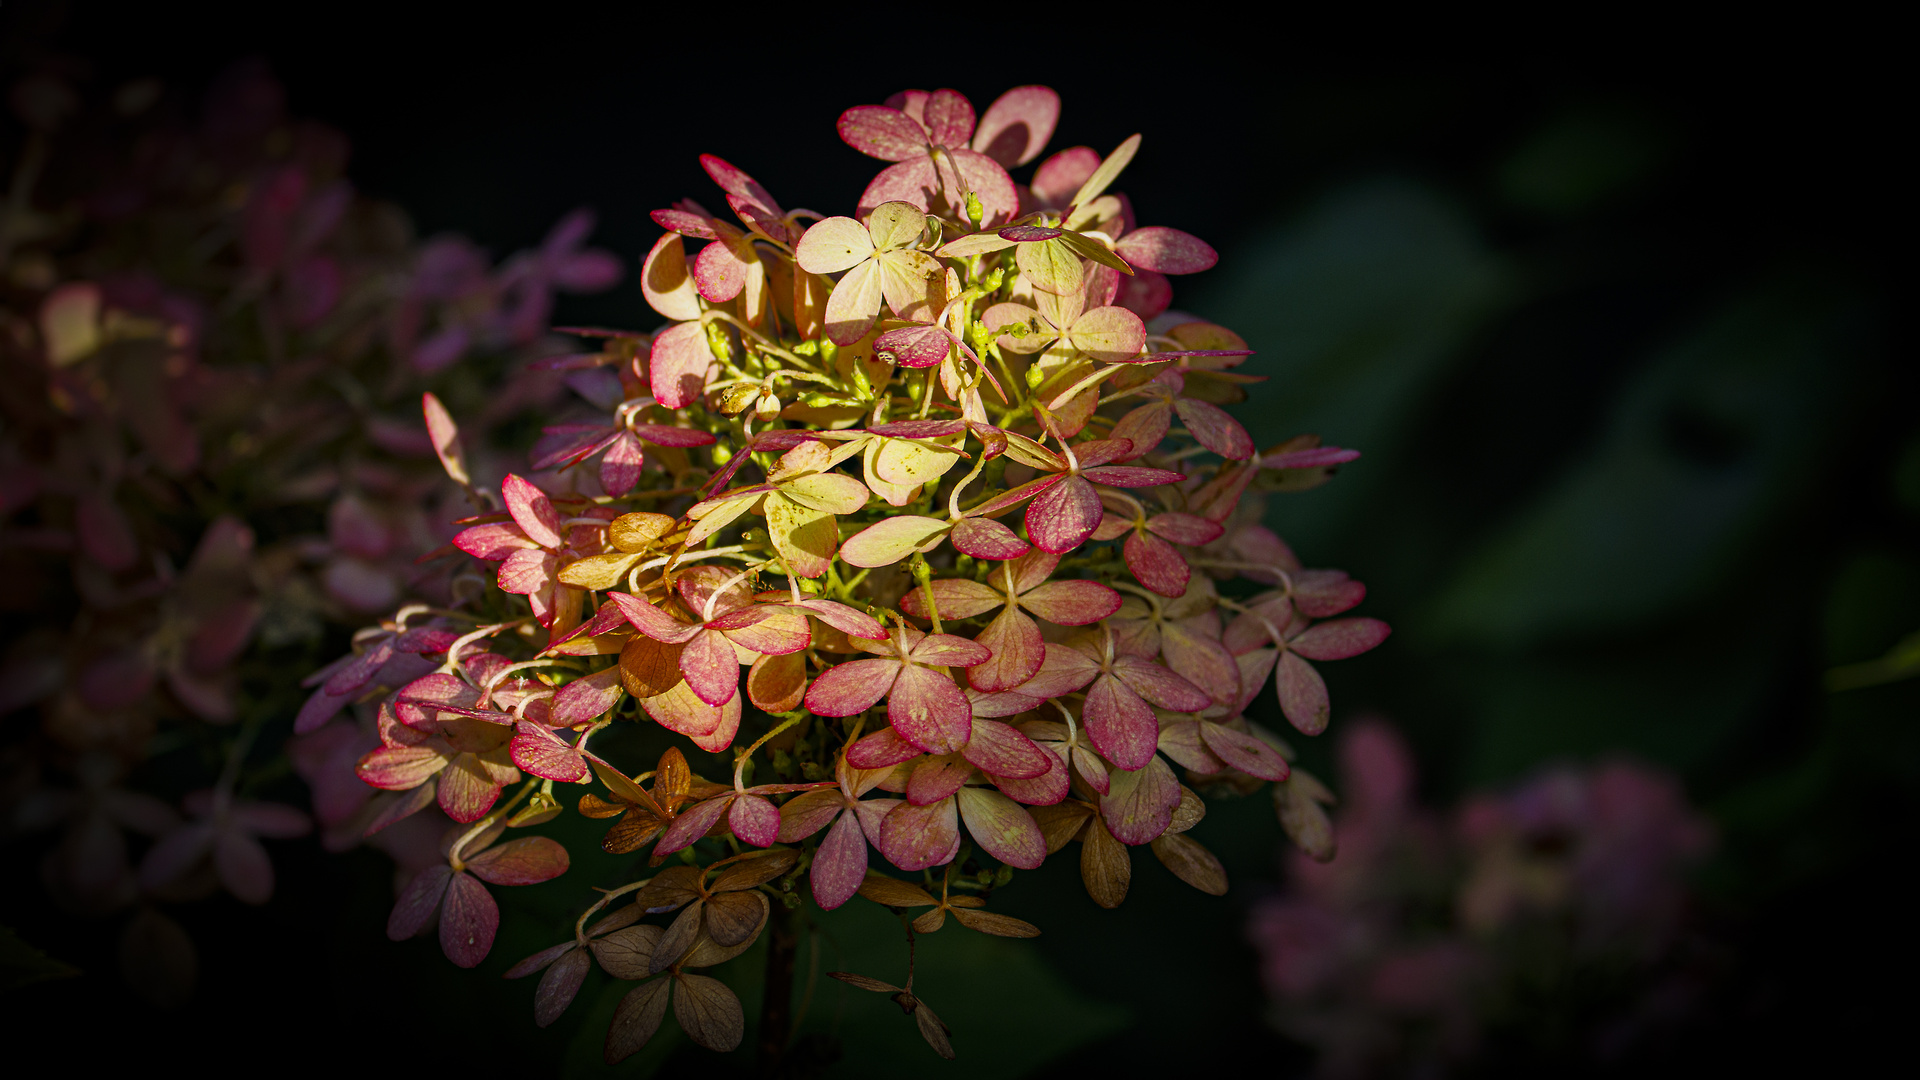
top-left (823, 259), bottom-right (883, 347)
top-left (1025, 474), bottom-right (1101, 554)
top-left (841, 516), bottom-right (950, 568)
top-left (776, 789), bottom-right (844, 842)
top-left (905, 754), bottom-right (971, 806)
top-left (1020, 580), bottom-right (1122, 626)
top-left (728, 795), bottom-right (780, 848)
top-left (655, 795), bottom-right (733, 856)
top-left (649, 321), bottom-right (711, 410)
top-left (1172, 397), bottom-right (1253, 461)
top-left (809, 810), bottom-right (869, 910)
top-left (1113, 654), bottom-right (1211, 712)
top-left (1099, 754), bottom-right (1180, 846)
top-left (986, 746), bottom-right (1070, 806)
top-left (1289, 617), bottom-right (1392, 661)
top-left (1081, 465), bottom-right (1183, 488)
top-left (502, 474), bottom-right (564, 549)
top-left (677, 629), bottom-right (740, 708)
top-left (966, 608), bottom-right (1045, 693)
top-left (949, 517), bottom-right (1031, 560)
top-left (439, 872), bottom-right (500, 968)
top-left (1276, 651), bottom-right (1330, 736)
top-left (888, 665), bottom-right (973, 755)
top-left (900, 578), bottom-right (1002, 621)
top-left (845, 726), bottom-right (924, 770)
top-left (803, 658), bottom-right (899, 717)
top-left (907, 633), bottom-right (993, 668)
top-left (877, 798), bottom-right (960, 872)
top-left (1081, 674), bottom-right (1159, 772)
top-left (1200, 721), bottom-right (1290, 782)
top-left (1011, 643), bottom-right (1100, 698)
top-left (956, 787), bottom-right (1045, 869)
top-left (961, 719), bottom-right (1049, 780)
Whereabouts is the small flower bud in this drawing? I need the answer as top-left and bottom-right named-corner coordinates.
top-left (965, 192), bottom-right (985, 228)
top-left (850, 361), bottom-right (873, 400)
top-left (754, 392), bottom-right (782, 419)
top-left (1025, 363), bottom-right (1045, 390)
top-left (793, 339), bottom-right (819, 357)
top-left (818, 338), bottom-right (839, 365)
top-left (704, 322), bottom-right (734, 363)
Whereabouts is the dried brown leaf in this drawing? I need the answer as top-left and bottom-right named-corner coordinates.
top-left (1274, 772), bottom-right (1336, 862)
top-left (590, 924), bottom-right (663, 979)
top-left (578, 793), bottom-right (627, 819)
top-left (534, 948), bottom-right (591, 1027)
top-left (914, 996), bottom-right (957, 1060)
top-left (604, 977), bottom-right (671, 1064)
top-left (1029, 800), bottom-right (1094, 854)
top-left (602, 812), bottom-right (665, 855)
top-left (910, 907), bottom-right (947, 933)
top-left (673, 972), bottom-right (745, 1052)
top-left (703, 889), bottom-right (769, 948)
top-left (1079, 814), bottom-right (1131, 909)
top-left (632, 865), bottom-right (703, 911)
top-left (1150, 832), bottom-right (1228, 895)
top-left (1167, 785), bottom-right (1206, 835)
top-left (650, 899), bottom-right (704, 975)
top-left (709, 848), bottom-right (799, 892)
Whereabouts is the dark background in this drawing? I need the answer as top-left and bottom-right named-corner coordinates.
top-left (3, 3), bottom-right (1911, 1075)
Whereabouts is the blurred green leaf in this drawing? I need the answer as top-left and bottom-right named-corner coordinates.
top-left (0, 926), bottom-right (80, 992)
top-left (1497, 106), bottom-right (1669, 215)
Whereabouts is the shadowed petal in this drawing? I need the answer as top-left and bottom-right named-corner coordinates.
top-left (967, 608), bottom-right (1044, 692)
top-left (1026, 474), bottom-right (1101, 553)
top-left (956, 787), bottom-right (1045, 869)
top-left (888, 665), bottom-right (973, 754)
top-left (728, 795), bottom-right (780, 848)
top-left (810, 810), bottom-right (869, 910)
top-left (439, 871), bottom-right (499, 968)
top-left (962, 719), bottom-right (1049, 780)
top-left (1276, 652), bottom-right (1330, 736)
top-left (1082, 674), bottom-right (1159, 771)
top-left (388, 864), bottom-right (453, 940)
top-left (1113, 654), bottom-right (1211, 711)
top-left (877, 798), bottom-right (960, 872)
top-left (1200, 721), bottom-right (1290, 781)
top-left (1289, 618), bottom-right (1392, 661)
top-left (1019, 580), bottom-right (1121, 626)
top-left (1099, 755), bottom-right (1180, 845)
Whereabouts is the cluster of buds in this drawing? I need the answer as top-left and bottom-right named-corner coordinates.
top-left (0, 61), bottom-right (617, 997)
top-left (325, 84), bottom-right (1389, 1061)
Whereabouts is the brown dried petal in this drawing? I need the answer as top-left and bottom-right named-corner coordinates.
top-left (703, 889), bottom-right (769, 948)
top-left (591, 924), bottom-right (664, 979)
top-left (619, 635), bottom-right (687, 698)
top-left (709, 848), bottom-right (800, 892)
top-left (827, 971), bottom-right (902, 993)
top-left (856, 872), bottom-right (938, 908)
top-left (586, 902), bottom-right (645, 938)
top-left (683, 925), bottom-right (762, 969)
top-left (578, 793), bottom-right (628, 819)
top-left (673, 972), bottom-right (746, 1052)
top-left (604, 977), bottom-right (671, 1064)
top-left (602, 812), bottom-right (666, 855)
top-left (650, 899), bottom-right (704, 975)
top-left (1150, 832), bottom-right (1228, 895)
top-left (1079, 815), bottom-right (1130, 909)
top-left (1028, 801), bottom-right (1095, 855)
top-left (1274, 773), bottom-right (1336, 862)
top-left (949, 906), bottom-right (1041, 938)
top-left (911, 906), bottom-right (947, 933)
top-left (1167, 786), bottom-right (1206, 835)
top-left (914, 996), bottom-right (957, 1060)
top-left (633, 865), bottom-right (703, 911)
top-left (534, 948), bottom-right (591, 1027)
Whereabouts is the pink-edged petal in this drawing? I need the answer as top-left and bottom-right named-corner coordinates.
top-left (1081, 674), bottom-right (1159, 772)
top-left (853, 797), bottom-right (902, 846)
top-left (837, 105), bottom-right (928, 162)
top-left (1098, 755), bottom-right (1180, 845)
top-left (692, 238), bottom-right (748, 303)
top-left (452, 522), bottom-right (537, 561)
top-left (793, 216), bottom-right (874, 275)
top-left (1020, 581), bottom-right (1122, 628)
top-left (1065, 438), bottom-right (1136, 469)
top-left (1291, 570), bottom-right (1366, 617)
top-left (438, 757), bottom-right (507, 823)
top-left (502, 474), bottom-right (564, 549)
top-left (1110, 401), bottom-right (1172, 461)
top-left (888, 665), bottom-right (973, 755)
top-left (1171, 397), bottom-right (1253, 461)
top-left (877, 798), bottom-right (960, 872)
top-left (875, 322), bottom-right (955, 369)
top-left (552, 667), bottom-right (623, 726)
top-left (510, 720), bottom-right (587, 782)
top-left (1147, 512), bottom-right (1224, 546)
top-left (1263, 445), bottom-right (1361, 469)
top-left (956, 787), bottom-right (1045, 869)
top-left (822, 258), bottom-right (883, 346)
top-left (973, 85), bottom-right (1060, 168)
top-left (1072, 746), bottom-right (1112, 796)
top-left (1276, 651), bottom-right (1330, 736)
top-left (1113, 654), bottom-right (1211, 712)
top-left (632, 423), bottom-right (718, 449)
top-left (1012, 643), bottom-right (1100, 698)
top-left (466, 836), bottom-right (571, 885)
top-left (1162, 626), bottom-right (1243, 710)
top-left (1115, 268), bottom-right (1172, 320)
top-left (677, 629), bottom-right (741, 707)
top-left (856, 159), bottom-right (939, 220)
top-left (788, 598), bottom-right (887, 640)
top-left (1114, 226), bottom-right (1218, 274)
top-left (921, 88), bottom-right (975, 147)
top-left (648, 321), bottom-right (711, 410)
top-left (803, 658), bottom-right (899, 717)
top-left (907, 633), bottom-right (993, 668)
top-left (387, 864), bottom-right (453, 940)
top-left (599, 432), bottom-right (646, 497)
top-left (715, 607), bottom-right (810, 656)
top-left (1289, 618), bottom-right (1392, 661)
top-left (642, 233), bottom-right (702, 321)
top-left (1025, 474), bottom-right (1101, 554)
top-left (906, 755), bottom-right (972, 806)
top-left (497, 548), bottom-right (556, 596)
top-left (1124, 530), bottom-right (1190, 597)
top-left (356, 745), bottom-right (447, 791)
top-left (900, 578), bottom-right (1001, 621)
top-left (605, 592), bottom-right (702, 643)
top-left (809, 810), bottom-right (869, 910)
top-left (776, 789), bottom-right (844, 842)
top-left (652, 208), bottom-right (718, 239)
top-left (655, 795), bottom-right (733, 856)
top-left (966, 608), bottom-right (1045, 693)
top-left (1158, 721), bottom-right (1228, 774)
top-left (1200, 722), bottom-right (1290, 782)
top-left (987, 746), bottom-right (1070, 806)
top-left (950, 517), bottom-right (1031, 560)
top-left (837, 516), bottom-right (949, 568)
top-left (1066, 306), bottom-right (1147, 364)
top-left (961, 719), bottom-right (1049, 780)
top-left (728, 795), bottom-right (780, 848)
top-left (439, 871), bottom-right (500, 968)
top-left (1081, 465), bottom-right (1184, 488)
top-left (845, 727), bottom-right (923, 770)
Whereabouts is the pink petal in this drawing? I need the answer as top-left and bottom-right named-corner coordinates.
top-left (497, 548), bottom-right (556, 595)
top-left (648, 321), bottom-right (711, 410)
top-left (950, 517), bottom-right (1031, 560)
top-left (439, 871), bottom-right (500, 968)
top-left (1114, 268), bottom-right (1172, 320)
top-left (900, 578), bottom-right (1002, 621)
top-left (837, 105), bottom-right (928, 161)
top-left (877, 798), bottom-right (960, 871)
top-left (1113, 654), bottom-right (1211, 712)
top-left (642, 232), bottom-right (702, 321)
top-left (906, 755), bottom-right (971, 806)
top-left (655, 795), bottom-right (733, 856)
top-left (1019, 579), bottom-right (1122, 626)
top-left (501, 474), bottom-right (564, 549)
top-left (888, 665), bottom-right (973, 755)
top-left (1290, 618), bottom-right (1392, 661)
top-left (956, 788), bottom-right (1045, 869)
top-left (1147, 512), bottom-right (1224, 546)
top-left (803, 658), bottom-right (899, 717)
top-left (1157, 720), bottom-right (1227, 774)
top-left (728, 795), bottom-right (780, 848)
top-left (1067, 306), bottom-right (1147, 364)
top-left (652, 208), bottom-right (718, 239)
top-left (1276, 651), bottom-right (1330, 736)
top-left (1099, 755), bottom-right (1180, 845)
top-left (855, 159), bottom-right (939, 220)
top-left (356, 745), bottom-right (446, 791)
top-left (907, 633), bottom-right (993, 668)
top-left (1161, 626), bottom-right (1243, 711)
top-left (967, 608), bottom-right (1044, 693)
top-left (692, 238), bottom-right (749, 303)
top-left (1200, 722), bottom-right (1290, 782)
top-left (1291, 570), bottom-right (1366, 617)
top-left (1265, 445), bottom-right (1361, 469)
top-left (961, 720), bottom-right (1049, 780)
top-left (1081, 465), bottom-right (1184, 488)
top-left (1026, 474), bottom-right (1101, 554)
top-left (605, 592), bottom-right (702, 643)
top-left (466, 835), bottom-right (571, 885)
top-left (598, 432), bottom-right (645, 497)
top-left (511, 721), bottom-right (587, 782)
top-left (678, 629), bottom-right (740, 707)
top-left (776, 789), bottom-right (843, 842)
top-left (973, 85), bottom-right (1060, 168)
top-left (986, 747), bottom-right (1070, 806)
top-left (790, 598), bottom-right (888, 640)
top-left (1011, 643), bottom-right (1100, 698)
top-left (921, 88), bottom-right (975, 147)
top-left (873, 323), bottom-right (956, 369)
top-left (1082, 674), bottom-right (1159, 772)
top-left (1172, 397), bottom-right (1253, 460)
top-left (453, 522), bottom-right (536, 560)
top-left (552, 667), bottom-right (623, 726)
top-left (437, 757), bottom-right (507, 823)
top-left (1124, 530), bottom-right (1190, 597)
top-left (387, 864), bottom-right (453, 940)
top-left (810, 810), bottom-right (869, 910)
top-left (845, 726), bottom-right (923, 770)
top-left (1114, 227), bottom-right (1218, 274)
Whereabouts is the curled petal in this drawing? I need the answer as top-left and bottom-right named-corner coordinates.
top-left (973, 85), bottom-right (1060, 168)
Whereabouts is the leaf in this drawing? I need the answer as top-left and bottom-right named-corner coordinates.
top-left (535, 948), bottom-right (591, 1027)
top-left (1078, 815), bottom-right (1130, 909)
top-left (841, 516), bottom-right (950, 567)
top-left (702, 889), bottom-right (769, 948)
top-left (856, 872), bottom-right (938, 908)
top-left (673, 972), bottom-right (746, 1052)
top-left (828, 970), bottom-right (903, 993)
top-left (949, 906), bottom-right (1041, 938)
top-left (973, 85), bottom-right (1060, 167)
top-left (439, 871), bottom-right (499, 968)
top-left (604, 977), bottom-right (671, 1064)
top-left (591, 924), bottom-right (664, 979)
top-left (465, 836), bottom-right (570, 886)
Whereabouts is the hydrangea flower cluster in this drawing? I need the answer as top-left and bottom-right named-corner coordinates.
top-left (328, 85), bottom-right (1389, 1061)
top-left (0, 62), bottom-right (616, 995)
